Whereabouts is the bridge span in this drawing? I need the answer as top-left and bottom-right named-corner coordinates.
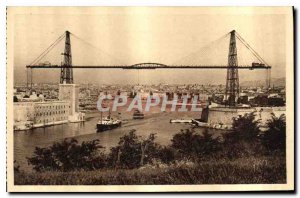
top-left (26, 62), bottom-right (271, 70)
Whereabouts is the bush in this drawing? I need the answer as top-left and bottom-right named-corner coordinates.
top-left (217, 139), bottom-right (267, 160)
top-left (171, 129), bottom-right (221, 160)
top-left (107, 130), bottom-right (161, 169)
top-left (171, 129), bottom-right (196, 156)
top-left (25, 113), bottom-right (286, 174)
top-left (262, 114), bottom-right (286, 153)
top-left (229, 112), bottom-right (261, 142)
top-left (27, 138), bottom-right (106, 172)
top-left (15, 155), bottom-right (286, 185)
top-left (219, 112), bottom-right (265, 159)
top-left (154, 146), bottom-right (175, 164)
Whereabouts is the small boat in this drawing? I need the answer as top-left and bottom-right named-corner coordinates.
top-left (170, 119), bottom-right (193, 123)
top-left (14, 121), bottom-right (33, 131)
top-left (191, 119), bottom-right (209, 127)
top-left (97, 111), bottom-right (122, 132)
top-left (133, 109), bottom-right (144, 119)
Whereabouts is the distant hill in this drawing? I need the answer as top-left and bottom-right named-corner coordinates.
top-left (240, 77), bottom-right (286, 87)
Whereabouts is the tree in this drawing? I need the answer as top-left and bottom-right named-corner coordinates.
top-left (27, 147), bottom-right (59, 172)
top-left (154, 145), bottom-right (175, 164)
top-left (107, 130), bottom-right (159, 169)
top-left (27, 138), bottom-right (106, 172)
top-left (221, 112), bottom-right (265, 159)
top-left (229, 112), bottom-right (261, 142)
top-left (171, 129), bottom-right (220, 159)
top-left (262, 113), bottom-right (286, 153)
top-left (171, 129), bottom-right (198, 156)
top-left (199, 129), bottom-right (221, 156)
top-left (140, 133), bottom-right (156, 166)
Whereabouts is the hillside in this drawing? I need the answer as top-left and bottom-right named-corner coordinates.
top-left (240, 77), bottom-right (285, 87)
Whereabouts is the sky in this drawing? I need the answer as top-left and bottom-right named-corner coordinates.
top-left (10, 7), bottom-right (290, 85)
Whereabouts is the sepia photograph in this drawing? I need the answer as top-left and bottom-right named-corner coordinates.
top-left (6, 6), bottom-right (294, 192)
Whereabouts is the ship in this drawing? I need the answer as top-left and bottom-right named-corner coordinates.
top-left (133, 109), bottom-right (144, 119)
top-left (170, 119), bottom-right (192, 123)
top-left (97, 111), bottom-right (122, 132)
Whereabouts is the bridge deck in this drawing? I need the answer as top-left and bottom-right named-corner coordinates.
top-left (26, 65), bottom-right (271, 69)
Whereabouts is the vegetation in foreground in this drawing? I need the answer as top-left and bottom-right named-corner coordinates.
top-left (15, 155), bottom-right (285, 185)
top-left (14, 113), bottom-right (286, 185)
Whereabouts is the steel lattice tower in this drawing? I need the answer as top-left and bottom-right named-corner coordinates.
top-left (60, 31), bottom-right (73, 84)
top-left (225, 30), bottom-right (239, 107)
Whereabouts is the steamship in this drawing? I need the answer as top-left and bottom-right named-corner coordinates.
top-left (97, 111), bottom-right (122, 132)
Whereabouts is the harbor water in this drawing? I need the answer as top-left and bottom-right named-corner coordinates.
top-left (14, 107), bottom-right (222, 171)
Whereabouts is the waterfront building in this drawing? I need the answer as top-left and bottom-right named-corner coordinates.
top-left (58, 83), bottom-right (85, 122)
top-left (14, 101), bottom-right (69, 130)
top-left (13, 83), bottom-right (85, 130)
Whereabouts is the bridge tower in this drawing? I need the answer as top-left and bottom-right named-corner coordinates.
top-left (58, 31), bottom-right (83, 122)
top-left (60, 31), bottom-right (73, 84)
top-left (225, 30), bottom-right (239, 107)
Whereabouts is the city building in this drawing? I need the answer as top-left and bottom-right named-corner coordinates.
top-left (14, 101), bottom-right (69, 130)
top-left (14, 83), bottom-right (85, 130)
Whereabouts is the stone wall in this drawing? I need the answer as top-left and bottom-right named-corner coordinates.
top-left (207, 107), bottom-right (286, 128)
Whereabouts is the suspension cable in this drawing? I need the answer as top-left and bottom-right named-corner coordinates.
top-left (172, 32), bottom-right (230, 65)
top-left (29, 33), bottom-right (66, 66)
top-left (70, 33), bottom-right (126, 65)
top-left (235, 32), bottom-right (269, 65)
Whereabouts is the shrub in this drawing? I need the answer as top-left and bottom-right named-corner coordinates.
top-left (154, 146), bottom-right (175, 164)
top-left (15, 155), bottom-right (286, 185)
top-left (27, 138), bottom-right (106, 172)
top-left (219, 112), bottom-right (264, 159)
top-left (107, 130), bottom-right (160, 169)
top-left (171, 129), bottom-right (197, 157)
top-left (218, 139), bottom-right (267, 160)
top-left (262, 114), bottom-right (286, 153)
top-left (27, 147), bottom-right (59, 172)
top-left (229, 112), bottom-right (261, 142)
top-left (171, 129), bottom-right (221, 160)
